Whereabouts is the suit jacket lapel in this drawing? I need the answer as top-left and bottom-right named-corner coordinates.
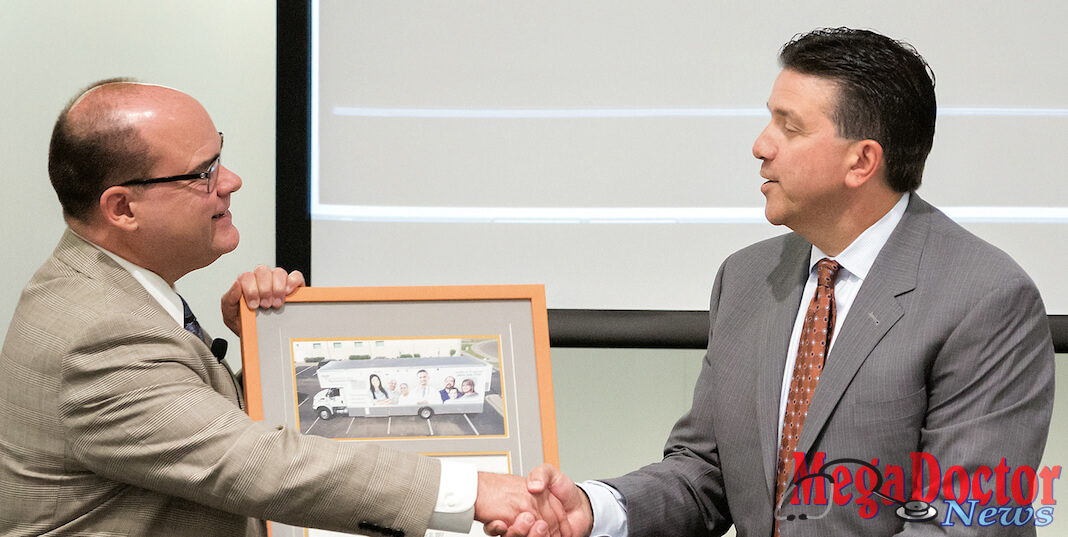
top-left (55, 229), bottom-right (152, 305)
top-left (792, 196), bottom-right (931, 460)
top-left (758, 234), bottom-right (812, 496)
top-left (53, 229), bottom-right (245, 411)
top-left (54, 229), bottom-right (215, 357)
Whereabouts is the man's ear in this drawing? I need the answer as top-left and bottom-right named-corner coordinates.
top-left (844, 139), bottom-right (884, 189)
top-left (98, 186), bottom-right (139, 231)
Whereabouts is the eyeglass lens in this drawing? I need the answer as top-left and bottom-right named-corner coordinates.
top-left (205, 158), bottom-right (220, 193)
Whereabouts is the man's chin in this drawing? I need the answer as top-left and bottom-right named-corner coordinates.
top-left (214, 231), bottom-right (240, 257)
top-left (764, 205), bottom-right (785, 227)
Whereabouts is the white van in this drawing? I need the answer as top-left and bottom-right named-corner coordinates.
top-left (312, 356), bottom-right (493, 420)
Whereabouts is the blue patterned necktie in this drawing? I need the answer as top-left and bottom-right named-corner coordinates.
top-left (180, 296), bottom-right (206, 343)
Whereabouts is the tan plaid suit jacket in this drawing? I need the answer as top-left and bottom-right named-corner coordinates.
top-left (0, 230), bottom-right (439, 536)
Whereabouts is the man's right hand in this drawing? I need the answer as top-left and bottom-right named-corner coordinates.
top-left (482, 465), bottom-right (594, 537)
top-left (475, 471), bottom-right (558, 537)
top-left (527, 465), bottom-right (594, 537)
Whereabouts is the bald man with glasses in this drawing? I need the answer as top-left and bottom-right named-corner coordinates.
top-left (0, 79), bottom-right (559, 537)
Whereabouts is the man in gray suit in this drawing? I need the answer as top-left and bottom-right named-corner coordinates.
top-left (491, 28), bottom-right (1056, 537)
top-left (0, 80), bottom-right (560, 537)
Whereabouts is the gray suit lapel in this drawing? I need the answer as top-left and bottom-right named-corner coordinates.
top-left (758, 234), bottom-right (811, 496)
top-left (793, 196), bottom-right (931, 461)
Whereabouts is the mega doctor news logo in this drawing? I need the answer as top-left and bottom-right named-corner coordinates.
top-left (778, 453), bottom-right (1061, 528)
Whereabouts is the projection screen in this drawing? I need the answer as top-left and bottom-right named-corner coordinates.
top-left (299, 0), bottom-right (1068, 314)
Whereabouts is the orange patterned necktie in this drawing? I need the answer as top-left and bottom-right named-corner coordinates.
top-left (774, 258), bottom-right (841, 534)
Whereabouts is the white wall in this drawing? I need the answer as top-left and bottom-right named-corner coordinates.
top-left (293, 338), bottom-right (464, 362)
top-left (1, 2), bottom-right (1066, 534)
top-left (0, 0), bottom-right (276, 352)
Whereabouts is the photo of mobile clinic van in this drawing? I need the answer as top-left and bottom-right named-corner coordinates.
top-left (312, 356), bottom-right (493, 420)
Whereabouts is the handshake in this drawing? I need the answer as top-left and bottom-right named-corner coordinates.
top-left (475, 465), bottom-right (595, 537)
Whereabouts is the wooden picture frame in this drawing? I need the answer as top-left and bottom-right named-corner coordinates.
top-left (239, 285), bottom-right (557, 536)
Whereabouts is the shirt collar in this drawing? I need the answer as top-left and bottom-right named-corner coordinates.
top-left (71, 229), bottom-right (185, 327)
top-left (809, 191), bottom-right (910, 281)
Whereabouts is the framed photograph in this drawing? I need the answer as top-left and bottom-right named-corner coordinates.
top-left (239, 285), bottom-right (557, 537)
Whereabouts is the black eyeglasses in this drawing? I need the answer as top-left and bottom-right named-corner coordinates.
top-left (118, 132), bottom-right (224, 193)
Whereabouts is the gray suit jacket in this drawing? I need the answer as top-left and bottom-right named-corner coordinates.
top-left (605, 195), bottom-right (1055, 536)
top-left (0, 230), bottom-right (440, 536)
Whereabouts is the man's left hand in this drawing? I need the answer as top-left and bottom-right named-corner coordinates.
top-left (222, 265), bottom-right (305, 335)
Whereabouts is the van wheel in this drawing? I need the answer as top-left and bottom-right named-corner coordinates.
top-left (317, 407), bottom-right (333, 420)
top-left (418, 407), bottom-right (434, 419)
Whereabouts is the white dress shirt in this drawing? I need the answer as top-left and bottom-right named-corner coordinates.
top-left (776, 192), bottom-right (908, 434)
top-left (581, 193), bottom-right (910, 537)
